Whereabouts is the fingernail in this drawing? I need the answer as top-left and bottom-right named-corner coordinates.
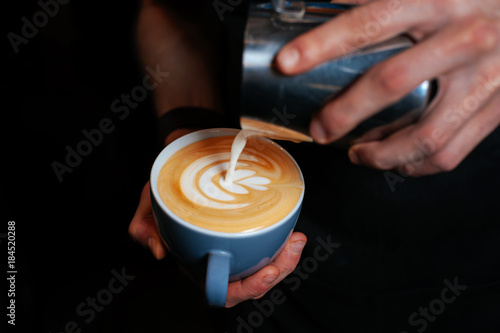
top-left (263, 274), bottom-right (278, 285)
top-left (291, 241), bottom-right (306, 255)
top-left (278, 47), bottom-right (299, 70)
top-left (348, 148), bottom-right (360, 165)
top-left (310, 119), bottom-right (327, 144)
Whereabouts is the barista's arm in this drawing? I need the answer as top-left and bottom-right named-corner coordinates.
top-left (277, 0), bottom-right (500, 176)
top-left (136, 0), bottom-right (224, 145)
top-left (129, 0), bottom-right (307, 308)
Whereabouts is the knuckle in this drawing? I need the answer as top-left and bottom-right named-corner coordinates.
top-left (294, 36), bottom-right (325, 66)
top-left (322, 110), bottom-right (352, 133)
top-left (128, 217), bottom-right (153, 243)
top-left (446, 0), bottom-right (483, 19)
top-left (277, 258), bottom-right (297, 276)
top-left (237, 286), bottom-right (260, 301)
top-left (128, 220), bottom-right (141, 238)
top-left (344, 9), bottom-right (375, 48)
top-left (371, 157), bottom-right (392, 170)
top-left (360, 149), bottom-right (391, 170)
top-left (280, 265), bottom-right (295, 277)
top-left (428, 150), bottom-right (461, 172)
top-left (463, 18), bottom-right (499, 53)
top-left (412, 125), bottom-right (444, 155)
top-left (371, 63), bottom-right (409, 96)
top-left (413, 124), bottom-right (434, 141)
top-left (483, 66), bottom-right (500, 93)
top-left (489, 68), bottom-right (500, 89)
top-left (251, 285), bottom-right (270, 299)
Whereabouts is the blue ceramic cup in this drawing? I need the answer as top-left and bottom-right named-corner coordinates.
top-left (150, 128), bottom-right (304, 307)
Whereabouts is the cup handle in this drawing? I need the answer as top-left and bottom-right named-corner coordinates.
top-left (205, 251), bottom-right (231, 307)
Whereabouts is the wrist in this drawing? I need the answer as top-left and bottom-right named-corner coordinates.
top-left (164, 128), bottom-right (196, 146)
top-left (158, 107), bottom-right (229, 146)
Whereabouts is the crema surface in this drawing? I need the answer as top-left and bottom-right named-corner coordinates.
top-left (158, 136), bottom-right (303, 233)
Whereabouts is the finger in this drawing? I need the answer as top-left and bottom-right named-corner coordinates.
top-left (346, 71), bottom-right (471, 170)
top-left (310, 18), bottom-right (499, 143)
top-left (225, 232), bottom-right (307, 308)
top-left (276, 0), bottom-right (436, 75)
top-left (404, 92), bottom-right (500, 176)
top-left (349, 63), bottom-right (500, 172)
top-left (225, 265), bottom-right (280, 308)
top-left (266, 232), bottom-right (307, 284)
top-left (128, 182), bottom-right (167, 260)
top-left (330, 0), bottom-right (373, 4)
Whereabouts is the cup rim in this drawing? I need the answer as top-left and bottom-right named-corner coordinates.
top-left (150, 128), bottom-right (304, 238)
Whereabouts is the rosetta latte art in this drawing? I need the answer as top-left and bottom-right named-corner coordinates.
top-left (158, 135), bottom-right (303, 233)
top-left (181, 153), bottom-right (271, 210)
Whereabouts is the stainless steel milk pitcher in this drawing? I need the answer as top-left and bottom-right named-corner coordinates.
top-left (240, 1), bottom-right (437, 146)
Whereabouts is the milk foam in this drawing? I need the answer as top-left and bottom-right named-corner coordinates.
top-left (180, 152), bottom-right (271, 210)
top-left (224, 130), bottom-right (248, 185)
top-left (157, 134), bottom-right (303, 233)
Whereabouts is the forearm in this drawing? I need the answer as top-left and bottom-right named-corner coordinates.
top-left (136, 0), bottom-right (223, 117)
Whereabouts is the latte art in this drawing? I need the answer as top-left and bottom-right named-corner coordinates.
top-left (158, 135), bottom-right (303, 233)
top-left (180, 153), bottom-right (271, 210)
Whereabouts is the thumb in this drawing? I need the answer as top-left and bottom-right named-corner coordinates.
top-left (128, 182), bottom-right (167, 259)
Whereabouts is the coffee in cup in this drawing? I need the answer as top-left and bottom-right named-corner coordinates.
top-left (150, 128), bottom-right (304, 306)
top-left (157, 134), bottom-right (303, 233)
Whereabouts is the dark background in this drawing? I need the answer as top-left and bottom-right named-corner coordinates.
top-left (4, 1), bottom-right (222, 332)
top-left (3, 1), bottom-right (500, 333)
